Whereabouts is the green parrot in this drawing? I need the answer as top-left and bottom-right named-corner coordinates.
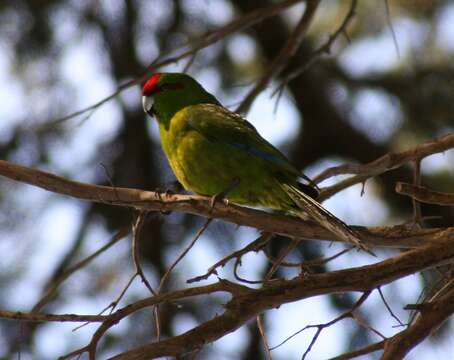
top-left (142, 72), bottom-right (370, 253)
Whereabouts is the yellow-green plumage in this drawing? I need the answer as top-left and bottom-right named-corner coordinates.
top-left (142, 72), bottom-right (371, 253)
top-left (159, 103), bottom-right (295, 210)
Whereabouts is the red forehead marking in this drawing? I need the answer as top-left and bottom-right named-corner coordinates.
top-left (142, 73), bottom-right (161, 95)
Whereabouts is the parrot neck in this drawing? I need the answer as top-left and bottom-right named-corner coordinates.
top-left (153, 90), bottom-right (220, 128)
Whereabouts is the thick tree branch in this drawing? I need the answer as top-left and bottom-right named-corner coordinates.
top-left (314, 132), bottom-right (454, 183)
top-left (109, 236), bottom-right (454, 359)
top-left (0, 310), bottom-right (107, 323)
top-left (381, 286), bottom-right (454, 359)
top-left (329, 340), bottom-right (385, 360)
top-left (0, 159), bottom-right (453, 249)
top-left (396, 182), bottom-right (454, 206)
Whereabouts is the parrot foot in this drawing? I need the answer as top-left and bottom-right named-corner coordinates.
top-left (209, 177), bottom-right (241, 210)
top-left (161, 180), bottom-right (184, 196)
top-left (156, 181), bottom-right (184, 215)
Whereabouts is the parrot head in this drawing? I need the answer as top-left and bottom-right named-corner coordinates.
top-left (142, 72), bottom-right (219, 123)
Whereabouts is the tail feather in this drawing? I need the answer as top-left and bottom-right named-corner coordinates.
top-left (282, 184), bottom-right (374, 255)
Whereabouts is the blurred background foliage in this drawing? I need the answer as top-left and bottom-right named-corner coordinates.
top-left (0, 0), bottom-right (453, 359)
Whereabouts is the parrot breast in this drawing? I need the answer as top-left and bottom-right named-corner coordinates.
top-left (158, 105), bottom-right (295, 210)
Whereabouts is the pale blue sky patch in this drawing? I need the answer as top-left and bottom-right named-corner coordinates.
top-left (339, 18), bottom-right (428, 77)
top-left (421, 148), bottom-right (454, 176)
top-left (436, 3), bottom-right (454, 52)
top-left (350, 88), bottom-right (403, 144)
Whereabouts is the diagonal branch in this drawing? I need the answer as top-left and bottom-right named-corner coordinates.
top-left (315, 133), bottom-right (454, 183)
top-left (0, 310), bottom-right (107, 323)
top-left (317, 132), bottom-right (454, 201)
top-left (396, 182), bottom-right (454, 206)
top-left (381, 286), bottom-right (454, 359)
top-left (270, 291), bottom-right (371, 356)
top-left (235, 0), bottom-right (321, 114)
top-left (278, 0), bottom-right (358, 89)
top-left (329, 340), bottom-right (386, 360)
top-left (32, 226), bottom-right (130, 313)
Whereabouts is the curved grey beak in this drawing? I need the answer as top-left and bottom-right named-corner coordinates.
top-left (142, 96), bottom-right (154, 115)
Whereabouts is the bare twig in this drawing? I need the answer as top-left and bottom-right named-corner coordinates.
top-left (153, 218), bottom-right (212, 339)
top-left (236, 0), bottom-right (321, 114)
top-left (265, 239), bottom-right (299, 280)
top-left (257, 315), bottom-right (272, 360)
top-left (412, 159), bottom-right (423, 226)
top-left (329, 340), bottom-right (385, 360)
top-left (32, 227), bottom-right (130, 312)
top-left (278, 0), bottom-right (358, 89)
top-left (234, 256), bottom-right (266, 285)
top-left (301, 247), bottom-right (353, 270)
top-left (132, 212), bottom-right (156, 295)
top-left (396, 182), bottom-right (454, 206)
top-left (382, 286), bottom-right (454, 359)
top-left (317, 132), bottom-right (454, 201)
top-left (105, 274), bottom-right (138, 315)
top-left (315, 133), bottom-right (454, 184)
top-left (377, 287), bottom-right (404, 327)
top-left (352, 313), bottom-right (387, 340)
top-left (187, 232), bottom-right (272, 283)
top-left (159, 218), bottom-right (212, 292)
top-left (270, 291), bottom-right (371, 358)
top-left (264, 247), bottom-right (352, 270)
top-left (58, 235), bottom-right (454, 360)
top-left (60, 280), bottom-right (247, 360)
top-left (384, 0), bottom-right (400, 58)
top-left (0, 310), bottom-right (107, 323)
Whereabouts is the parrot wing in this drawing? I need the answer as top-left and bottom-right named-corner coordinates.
top-left (184, 103), bottom-right (302, 178)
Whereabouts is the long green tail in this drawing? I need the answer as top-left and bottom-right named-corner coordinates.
top-left (282, 184), bottom-right (374, 255)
